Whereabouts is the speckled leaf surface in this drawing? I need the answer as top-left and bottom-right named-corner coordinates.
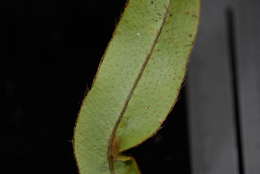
top-left (73, 0), bottom-right (200, 174)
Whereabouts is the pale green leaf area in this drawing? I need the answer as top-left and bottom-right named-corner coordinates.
top-left (74, 0), bottom-right (200, 174)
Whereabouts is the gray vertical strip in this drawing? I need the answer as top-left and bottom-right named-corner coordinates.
top-left (236, 1), bottom-right (260, 174)
top-left (226, 8), bottom-right (245, 174)
top-left (187, 0), bottom-right (239, 174)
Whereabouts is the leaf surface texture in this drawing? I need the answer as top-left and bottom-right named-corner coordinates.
top-left (74, 0), bottom-right (200, 174)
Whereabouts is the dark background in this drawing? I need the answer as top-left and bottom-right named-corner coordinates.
top-left (1, 0), bottom-right (260, 174)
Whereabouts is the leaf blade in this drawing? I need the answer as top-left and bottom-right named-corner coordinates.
top-left (74, 0), bottom-right (200, 174)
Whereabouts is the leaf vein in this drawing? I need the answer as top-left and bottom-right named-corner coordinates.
top-left (107, 2), bottom-right (171, 174)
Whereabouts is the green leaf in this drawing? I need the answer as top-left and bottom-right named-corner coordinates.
top-left (73, 0), bottom-right (200, 174)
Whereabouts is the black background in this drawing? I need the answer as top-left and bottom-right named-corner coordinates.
top-left (1, 1), bottom-right (190, 174)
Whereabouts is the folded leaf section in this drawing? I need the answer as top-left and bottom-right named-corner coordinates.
top-left (116, 0), bottom-right (200, 153)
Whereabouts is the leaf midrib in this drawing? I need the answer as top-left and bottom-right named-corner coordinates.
top-left (107, 2), bottom-right (171, 174)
